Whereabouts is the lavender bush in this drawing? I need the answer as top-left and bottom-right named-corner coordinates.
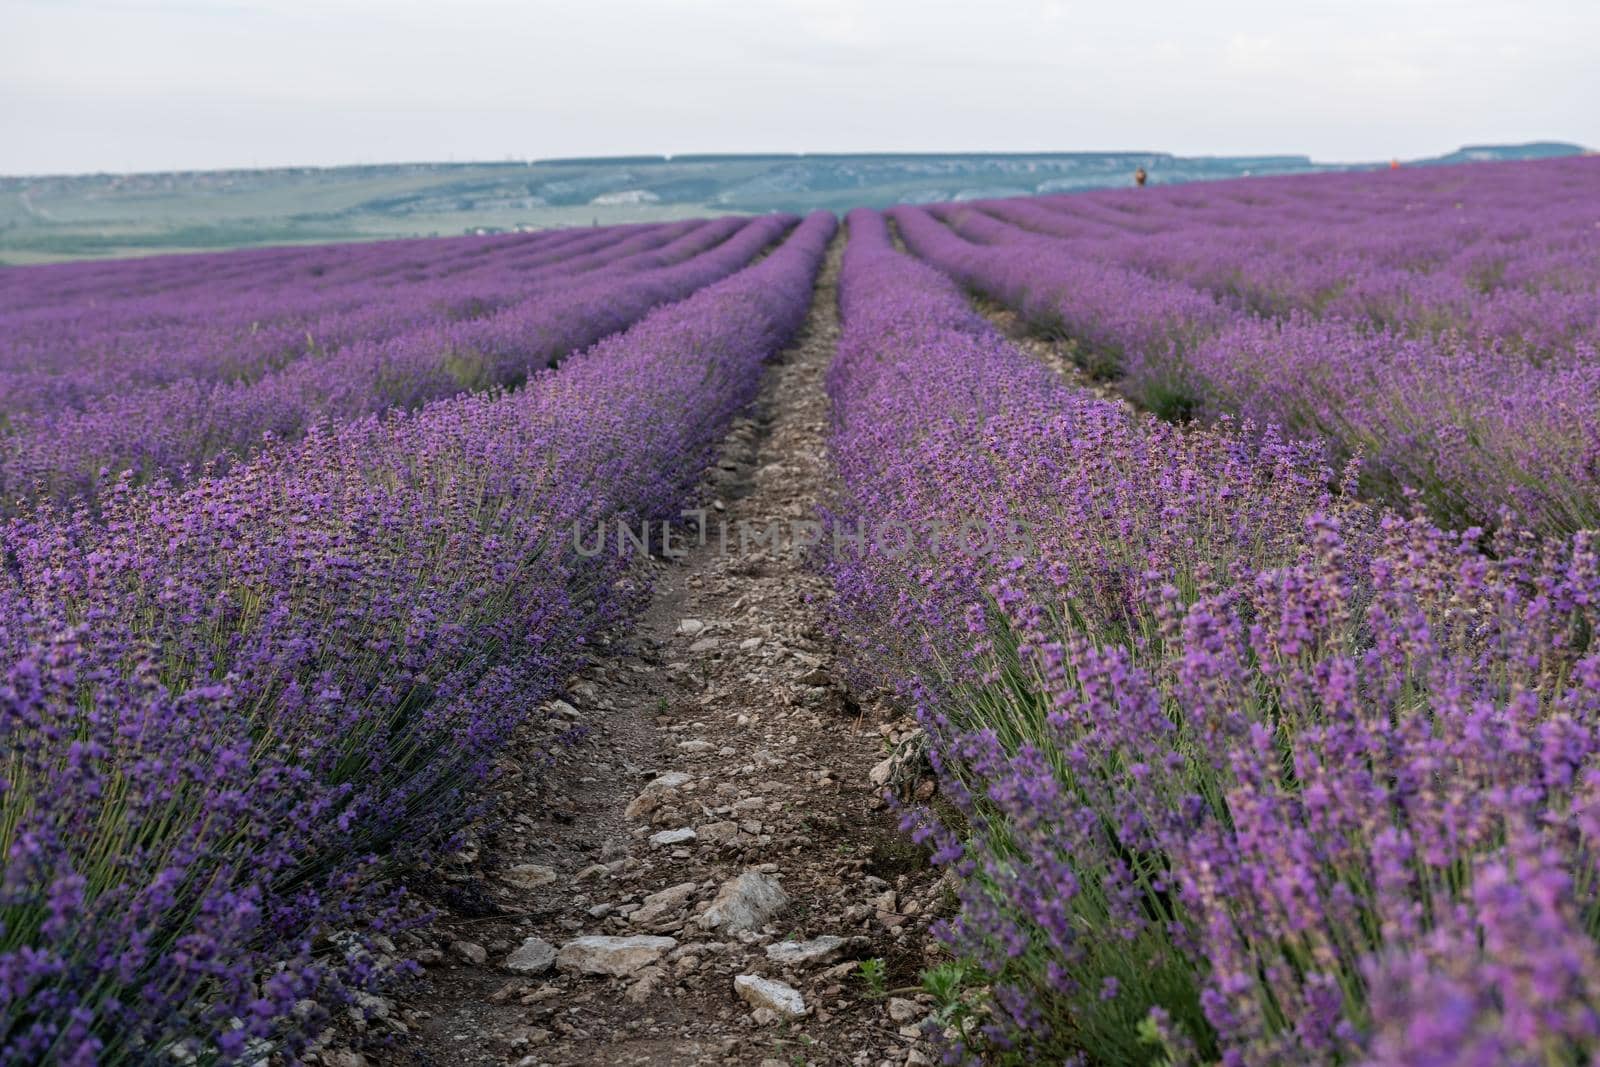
top-left (827, 208), bottom-right (1600, 1065)
top-left (0, 222), bottom-right (663, 420)
top-left (0, 211), bottom-right (834, 1062)
top-left (892, 157), bottom-right (1600, 534)
top-left (1, 216), bottom-right (788, 512)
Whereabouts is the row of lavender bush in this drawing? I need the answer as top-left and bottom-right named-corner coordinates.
top-left (890, 157), bottom-right (1600, 536)
top-left (827, 208), bottom-right (1600, 1065)
top-left (0, 221), bottom-right (667, 420)
top-left (0, 211), bottom-right (834, 1063)
top-left (969, 157), bottom-right (1600, 353)
top-left (0, 218), bottom-right (629, 316)
top-left (1, 216), bottom-right (788, 512)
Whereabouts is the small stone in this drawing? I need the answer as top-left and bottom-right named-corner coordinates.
top-left (501, 864), bottom-right (558, 890)
top-left (678, 739), bottom-right (714, 753)
top-left (649, 827), bottom-right (697, 847)
top-left (623, 792), bottom-right (661, 820)
top-left (549, 700), bottom-right (580, 721)
top-left (765, 935), bottom-right (847, 966)
top-left (632, 881), bottom-right (698, 926)
top-left (625, 965), bottom-right (664, 1004)
top-left (504, 937), bottom-right (556, 975)
top-left (869, 756), bottom-right (896, 788)
top-left (488, 979), bottom-right (525, 1004)
top-left (698, 820), bottom-right (742, 846)
top-left (700, 872), bottom-right (789, 934)
top-left (624, 771), bottom-right (693, 819)
top-left (556, 935), bottom-right (677, 977)
top-left (689, 638), bottom-right (720, 653)
top-left (450, 941), bottom-right (487, 965)
top-left (887, 997), bottom-right (921, 1024)
top-left (734, 974), bottom-right (806, 1019)
top-left (676, 619), bottom-right (705, 637)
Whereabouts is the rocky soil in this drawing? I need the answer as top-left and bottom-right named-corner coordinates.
top-left (314, 238), bottom-right (947, 1066)
top-left (982, 303), bottom-right (1122, 400)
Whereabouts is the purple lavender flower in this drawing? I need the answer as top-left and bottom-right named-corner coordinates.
top-left (0, 212), bottom-right (834, 1060)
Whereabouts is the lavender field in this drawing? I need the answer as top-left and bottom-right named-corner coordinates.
top-left (2, 156), bottom-right (1598, 1065)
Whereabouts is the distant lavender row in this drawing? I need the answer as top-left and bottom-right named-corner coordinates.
top-left (0, 220), bottom-right (619, 315)
top-left (958, 163), bottom-right (1600, 353)
top-left (0, 215), bottom-right (789, 511)
top-left (921, 156), bottom-right (1600, 357)
top-left (0, 210), bottom-right (835, 1063)
top-left (0, 220), bottom-right (695, 419)
top-left (953, 178), bottom-right (1593, 355)
top-left (827, 208), bottom-right (1600, 1065)
top-left (892, 158), bottom-right (1600, 534)
top-left (892, 203), bottom-right (1228, 393)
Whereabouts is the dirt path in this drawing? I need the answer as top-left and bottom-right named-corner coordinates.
top-left (324, 237), bottom-right (942, 1067)
top-left (976, 298), bottom-right (1128, 404)
top-left (884, 216), bottom-right (1125, 407)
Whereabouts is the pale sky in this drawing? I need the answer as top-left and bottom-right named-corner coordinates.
top-left (2, 0), bottom-right (1595, 175)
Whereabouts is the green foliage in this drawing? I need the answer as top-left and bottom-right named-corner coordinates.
top-left (857, 957), bottom-right (888, 999)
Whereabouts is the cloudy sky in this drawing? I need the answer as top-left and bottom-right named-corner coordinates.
top-left (2, 0), bottom-right (1596, 175)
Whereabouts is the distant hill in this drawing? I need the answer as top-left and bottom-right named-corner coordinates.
top-left (1414, 141), bottom-right (1589, 166)
top-left (1, 143), bottom-right (1587, 264)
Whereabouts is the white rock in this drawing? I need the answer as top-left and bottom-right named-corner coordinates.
top-left (869, 756), bottom-right (896, 788)
top-left (556, 935), bottom-right (678, 977)
top-left (625, 772), bottom-right (694, 819)
top-left (676, 619), bottom-right (705, 636)
top-left (450, 941), bottom-right (487, 965)
top-left (699, 872), bottom-right (789, 934)
top-left (504, 937), bottom-right (556, 975)
top-left (632, 881), bottom-right (698, 926)
top-left (645, 771), bottom-right (693, 791)
top-left (733, 974), bottom-right (806, 1019)
top-left (765, 935), bottom-right (847, 965)
top-left (501, 864), bottom-right (558, 890)
top-left (649, 827), bottom-right (697, 847)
